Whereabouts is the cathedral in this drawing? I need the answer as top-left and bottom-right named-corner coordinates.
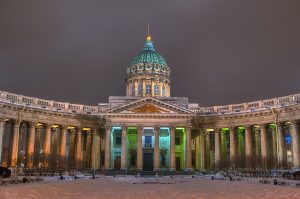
top-left (0, 33), bottom-right (300, 173)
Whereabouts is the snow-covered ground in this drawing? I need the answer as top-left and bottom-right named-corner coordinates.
top-left (1, 176), bottom-right (300, 199)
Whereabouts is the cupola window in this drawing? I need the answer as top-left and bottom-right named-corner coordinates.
top-left (131, 84), bottom-right (135, 96)
top-left (154, 84), bottom-right (159, 95)
top-left (146, 84), bottom-right (151, 95)
top-left (162, 85), bottom-right (165, 97)
top-left (138, 84), bottom-right (143, 95)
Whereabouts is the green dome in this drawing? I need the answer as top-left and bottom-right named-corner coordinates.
top-left (126, 36), bottom-right (170, 77)
top-left (130, 40), bottom-right (167, 66)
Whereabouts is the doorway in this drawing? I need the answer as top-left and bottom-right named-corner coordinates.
top-left (143, 149), bottom-right (153, 171)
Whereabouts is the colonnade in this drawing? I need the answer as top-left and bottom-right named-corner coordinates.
top-left (197, 121), bottom-right (300, 170)
top-left (104, 125), bottom-right (193, 171)
top-left (0, 119), bottom-right (101, 170)
top-left (1, 118), bottom-right (300, 171)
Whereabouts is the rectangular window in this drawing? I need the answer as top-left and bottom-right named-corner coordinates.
top-left (175, 137), bottom-right (180, 145)
top-left (145, 136), bottom-right (152, 148)
top-left (116, 137), bottom-right (122, 145)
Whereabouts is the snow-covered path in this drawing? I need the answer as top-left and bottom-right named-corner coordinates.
top-left (0, 177), bottom-right (300, 199)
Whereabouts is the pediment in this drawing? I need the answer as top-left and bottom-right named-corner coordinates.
top-left (107, 97), bottom-right (193, 114)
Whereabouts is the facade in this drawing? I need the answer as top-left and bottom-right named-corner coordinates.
top-left (0, 34), bottom-right (300, 172)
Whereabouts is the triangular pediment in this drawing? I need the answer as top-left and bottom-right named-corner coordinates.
top-left (106, 97), bottom-right (193, 114)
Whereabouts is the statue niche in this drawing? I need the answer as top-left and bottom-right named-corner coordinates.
top-left (129, 149), bottom-right (137, 166)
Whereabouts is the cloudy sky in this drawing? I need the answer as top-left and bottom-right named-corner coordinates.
top-left (0, 0), bottom-right (299, 106)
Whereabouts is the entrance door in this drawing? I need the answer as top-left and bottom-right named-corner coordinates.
top-left (143, 149), bottom-right (153, 171)
top-left (176, 157), bottom-right (181, 171)
top-left (114, 156), bottom-right (121, 170)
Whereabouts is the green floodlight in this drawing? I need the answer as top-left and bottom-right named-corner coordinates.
top-left (221, 127), bottom-right (229, 131)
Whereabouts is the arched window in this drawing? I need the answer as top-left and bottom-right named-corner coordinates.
top-left (138, 84), bottom-right (143, 95)
top-left (131, 84), bottom-right (135, 96)
top-left (146, 84), bottom-right (151, 95)
top-left (162, 85), bottom-right (165, 97)
top-left (154, 84), bottom-right (159, 95)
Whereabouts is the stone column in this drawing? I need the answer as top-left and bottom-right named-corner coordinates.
top-left (277, 123), bottom-right (286, 168)
top-left (205, 131), bottom-right (211, 169)
top-left (200, 129), bottom-right (206, 170)
top-left (271, 126), bottom-right (278, 167)
top-left (27, 121), bottom-right (36, 167)
top-left (214, 128), bottom-right (221, 168)
top-left (91, 128), bottom-right (100, 170)
top-left (154, 126), bottom-right (160, 171)
top-left (185, 126), bottom-right (192, 170)
top-left (0, 119), bottom-right (5, 164)
top-left (170, 126), bottom-right (176, 171)
top-left (121, 126), bottom-right (127, 170)
top-left (229, 126), bottom-right (237, 168)
top-left (104, 126), bottom-right (111, 170)
top-left (195, 129), bottom-right (200, 170)
top-left (95, 128), bottom-right (101, 169)
top-left (260, 124), bottom-right (268, 168)
top-left (11, 121), bottom-right (20, 167)
top-left (86, 132), bottom-right (92, 167)
top-left (69, 129), bottom-right (76, 164)
top-left (137, 126), bottom-right (143, 171)
top-left (43, 124), bottom-right (52, 158)
top-left (290, 121), bottom-right (300, 168)
top-left (75, 128), bottom-right (82, 168)
top-left (59, 126), bottom-right (67, 158)
top-left (245, 125), bottom-right (253, 168)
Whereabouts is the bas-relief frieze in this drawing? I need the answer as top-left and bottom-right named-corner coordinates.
top-left (129, 103), bottom-right (170, 114)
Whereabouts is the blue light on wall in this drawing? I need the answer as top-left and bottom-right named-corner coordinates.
top-left (285, 134), bottom-right (291, 145)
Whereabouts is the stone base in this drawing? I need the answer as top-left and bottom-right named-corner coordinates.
top-left (184, 168), bottom-right (194, 171)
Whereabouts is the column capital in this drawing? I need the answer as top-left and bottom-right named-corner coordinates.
top-left (137, 126), bottom-right (143, 132)
top-left (14, 119), bottom-right (21, 126)
top-left (0, 117), bottom-right (6, 123)
top-left (77, 129), bottom-right (82, 135)
top-left (28, 120), bottom-right (38, 127)
top-left (185, 125), bottom-right (192, 130)
top-left (244, 125), bottom-right (252, 130)
top-left (199, 128), bottom-right (206, 134)
top-left (45, 123), bottom-right (52, 128)
top-left (169, 125), bottom-right (176, 130)
top-left (154, 126), bottom-right (160, 131)
top-left (259, 123), bottom-right (268, 129)
top-left (289, 120), bottom-right (299, 127)
top-left (214, 128), bottom-right (221, 134)
top-left (229, 126), bottom-right (236, 131)
top-left (60, 125), bottom-right (68, 130)
top-left (121, 125), bottom-right (127, 131)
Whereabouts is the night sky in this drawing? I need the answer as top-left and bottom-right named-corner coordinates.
top-left (0, 0), bottom-right (299, 106)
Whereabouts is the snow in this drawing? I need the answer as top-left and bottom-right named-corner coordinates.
top-left (1, 176), bottom-right (300, 199)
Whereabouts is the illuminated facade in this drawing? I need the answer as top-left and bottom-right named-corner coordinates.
top-left (0, 34), bottom-right (300, 172)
